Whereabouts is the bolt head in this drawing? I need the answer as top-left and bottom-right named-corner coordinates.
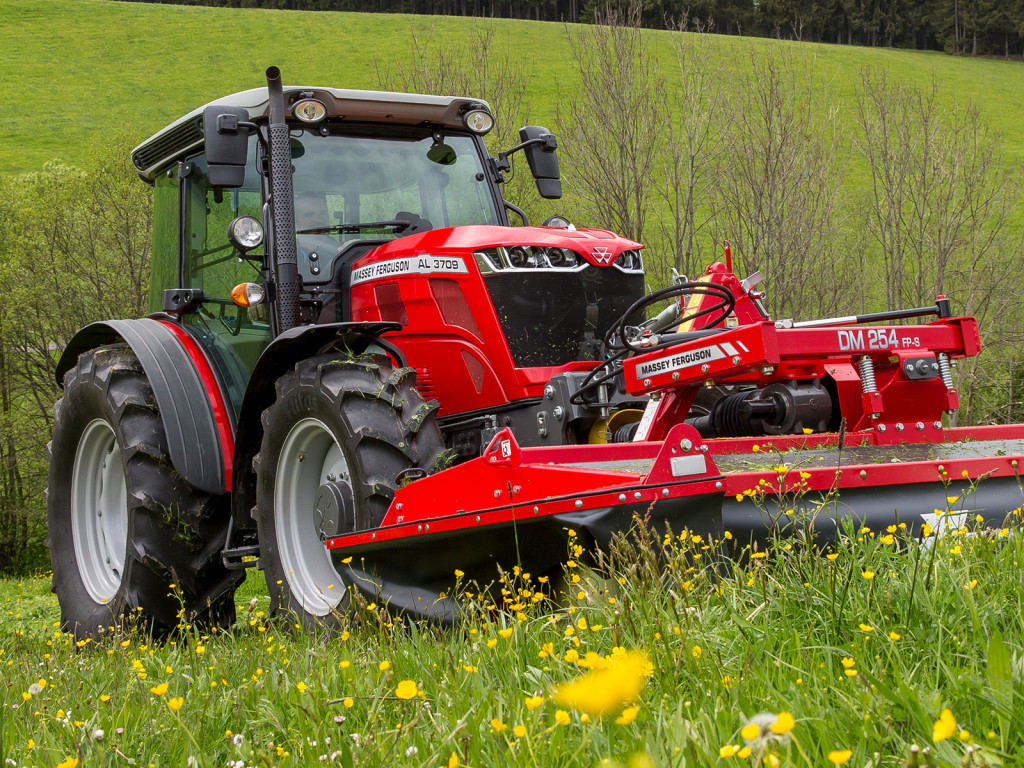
top-left (933, 421), bottom-right (942, 429)
top-left (662, 488), bottom-right (670, 497)
top-left (916, 422), bottom-right (925, 430)
top-left (643, 378), bottom-right (652, 387)
top-left (859, 470), bottom-right (867, 479)
top-left (634, 492), bottom-right (642, 501)
top-left (877, 423), bottom-right (886, 431)
top-left (715, 481), bottom-right (722, 490)
top-left (701, 364), bottom-right (710, 373)
top-left (895, 423), bottom-right (904, 431)
top-left (574, 500), bottom-right (584, 509)
top-left (672, 372), bottom-right (680, 381)
top-left (681, 438), bottom-right (693, 451)
top-left (732, 355), bottom-right (741, 365)
top-left (618, 494), bottom-right (627, 502)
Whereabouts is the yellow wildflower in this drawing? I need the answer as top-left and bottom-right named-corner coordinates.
top-left (615, 705), bottom-right (640, 725)
top-left (490, 718), bottom-right (507, 732)
top-left (933, 709), bottom-right (956, 742)
top-left (150, 682), bottom-right (169, 696)
top-left (720, 745), bottom-right (739, 758)
top-left (550, 650), bottom-right (651, 717)
top-left (828, 750), bottom-right (852, 765)
top-left (555, 709), bottom-right (571, 726)
top-left (771, 712), bottom-right (795, 734)
top-left (395, 680), bottom-right (417, 700)
top-left (167, 697), bottom-right (184, 711)
top-left (525, 696), bottom-right (544, 710)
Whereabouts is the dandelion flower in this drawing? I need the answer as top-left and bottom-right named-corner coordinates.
top-left (933, 708), bottom-right (957, 742)
top-left (828, 750), bottom-right (852, 765)
top-left (167, 697), bottom-right (184, 711)
top-left (395, 680), bottom-right (417, 700)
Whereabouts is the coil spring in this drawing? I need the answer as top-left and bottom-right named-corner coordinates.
top-left (937, 352), bottom-right (954, 389)
top-left (858, 356), bottom-right (878, 394)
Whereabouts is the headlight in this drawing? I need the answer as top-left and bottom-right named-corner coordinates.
top-left (227, 215), bottom-right (264, 252)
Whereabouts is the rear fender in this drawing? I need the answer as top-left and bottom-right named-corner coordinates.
top-left (229, 321), bottom-right (403, 531)
top-left (55, 319), bottom-right (232, 495)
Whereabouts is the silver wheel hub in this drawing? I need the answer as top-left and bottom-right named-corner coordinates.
top-left (71, 419), bottom-right (128, 604)
top-left (275, 418), bottom-right (350, 617)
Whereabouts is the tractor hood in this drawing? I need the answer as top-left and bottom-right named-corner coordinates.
top-left (358, 225), bottom-right (644, 269)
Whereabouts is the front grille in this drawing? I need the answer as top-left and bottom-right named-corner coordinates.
top-left (485, 269), bottom-right (644, 368)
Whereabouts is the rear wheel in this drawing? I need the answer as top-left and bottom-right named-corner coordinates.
top-left (254, 354), bottom-right (445, 626)
top-left (47, 346), bottom-right (241, 639)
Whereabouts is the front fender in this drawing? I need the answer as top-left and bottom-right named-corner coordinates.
top-left (229, 321), bottom-right (403, 530)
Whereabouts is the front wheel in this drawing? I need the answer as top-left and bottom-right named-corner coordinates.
top-left (47, 346), bottom-right (241, 639)
top-left (254, 354), bottom-right (445, 627)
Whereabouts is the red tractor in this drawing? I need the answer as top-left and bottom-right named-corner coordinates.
top-left (48, 68), bottom-right (1024, 636)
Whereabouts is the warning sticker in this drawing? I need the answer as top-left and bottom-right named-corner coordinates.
top-left (635, 344), bottom-right (728, 379)
top-left (351, 255), bottom-right (468, 286)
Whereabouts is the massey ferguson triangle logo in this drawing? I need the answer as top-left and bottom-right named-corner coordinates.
top-left (592, 246), bottom-right (613, 265)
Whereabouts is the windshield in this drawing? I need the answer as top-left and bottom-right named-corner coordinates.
top-left (290, 126), bottom-right (502, 281)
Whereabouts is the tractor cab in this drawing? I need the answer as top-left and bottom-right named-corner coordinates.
top-left (131, 74), bottom-right (648, 451)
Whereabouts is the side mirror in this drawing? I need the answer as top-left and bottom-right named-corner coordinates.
top-left (519, 126), bottom-right (561, 199)
top-left (203, 105), bottom-right (250, 188)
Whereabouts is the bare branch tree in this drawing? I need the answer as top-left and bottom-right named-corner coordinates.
top-left (652, 17), bottom-right (731, 285)
top-left (854, 70), bottom-right (1022, 424)
top-left (555, 4), bottom-right (665, 245)
top-left (714, 45), bottom-right (850, 320)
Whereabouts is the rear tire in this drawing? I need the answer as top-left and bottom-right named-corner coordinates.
top-left (254, 354), bottom-right (445, 627)
top-left (47, 346), bottom-right (241, 639)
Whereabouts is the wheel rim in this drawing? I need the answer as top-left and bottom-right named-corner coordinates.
top-left (71, 419), bottom-right (128, 604)
top-left (275, 417), bottom-right (350, 617)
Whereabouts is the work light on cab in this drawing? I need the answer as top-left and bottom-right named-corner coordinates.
top-left (293, 98), bottom-right (327, 123)
top-left (463, 108), bottom-right (493, 134)
top-left (227, 215), bottom-right (264, 252)
top-left (230, 282), bottom-right (266, 308)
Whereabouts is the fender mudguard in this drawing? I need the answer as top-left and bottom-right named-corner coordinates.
top-left (229, 321), bottom-right (403, 529)
top-left (55, 318), bottom-right (232, 495)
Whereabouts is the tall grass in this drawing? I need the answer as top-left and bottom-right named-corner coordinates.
top-left (2, 515), bottom-right (1022, 767)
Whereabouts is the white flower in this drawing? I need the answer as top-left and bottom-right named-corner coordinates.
top-left (232, 734), bottom-right (244, 748)
top-left (405, 746), bottom-right (419, 757)
top-left (93, 729), bottom-right (105, 742)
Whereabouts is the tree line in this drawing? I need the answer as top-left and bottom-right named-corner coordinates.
top-left (2, 16), bottom-right (1023, 574)
top-left (121, 0), bottom-right (1024, 57)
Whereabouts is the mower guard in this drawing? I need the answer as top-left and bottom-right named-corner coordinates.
top-left (327, 422), bottom-right (1024, 620)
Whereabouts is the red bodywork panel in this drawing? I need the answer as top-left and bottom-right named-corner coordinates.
top-left (348, 225), bottom-right (642, 415)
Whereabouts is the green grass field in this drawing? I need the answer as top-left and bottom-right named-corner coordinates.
top-left (3, 0), bottom-right (1024, 177)
top-left (2, 513), bottom-right (1023, 767)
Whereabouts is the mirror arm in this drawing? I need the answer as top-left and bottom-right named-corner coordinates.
top-left (493, 134), bottom-right (556, 178)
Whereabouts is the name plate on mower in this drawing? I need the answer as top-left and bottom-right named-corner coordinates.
top-left (670, 454), bottom-right (707, 477)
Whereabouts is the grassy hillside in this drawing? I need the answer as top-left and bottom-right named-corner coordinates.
top-left (3, 0), bottom-right (1024, 176)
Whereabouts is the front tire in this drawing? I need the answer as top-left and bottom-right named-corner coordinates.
top-left (47, 346), bottom-right (241, 639)
top-left (254, 354), bottom-right (445, 626)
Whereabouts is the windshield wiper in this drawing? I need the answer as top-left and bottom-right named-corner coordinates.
top-left (296, 220), bottom-right (411, 235)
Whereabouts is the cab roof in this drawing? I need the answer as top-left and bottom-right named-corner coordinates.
top-left (130, 86), bottom-right (492, 182)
